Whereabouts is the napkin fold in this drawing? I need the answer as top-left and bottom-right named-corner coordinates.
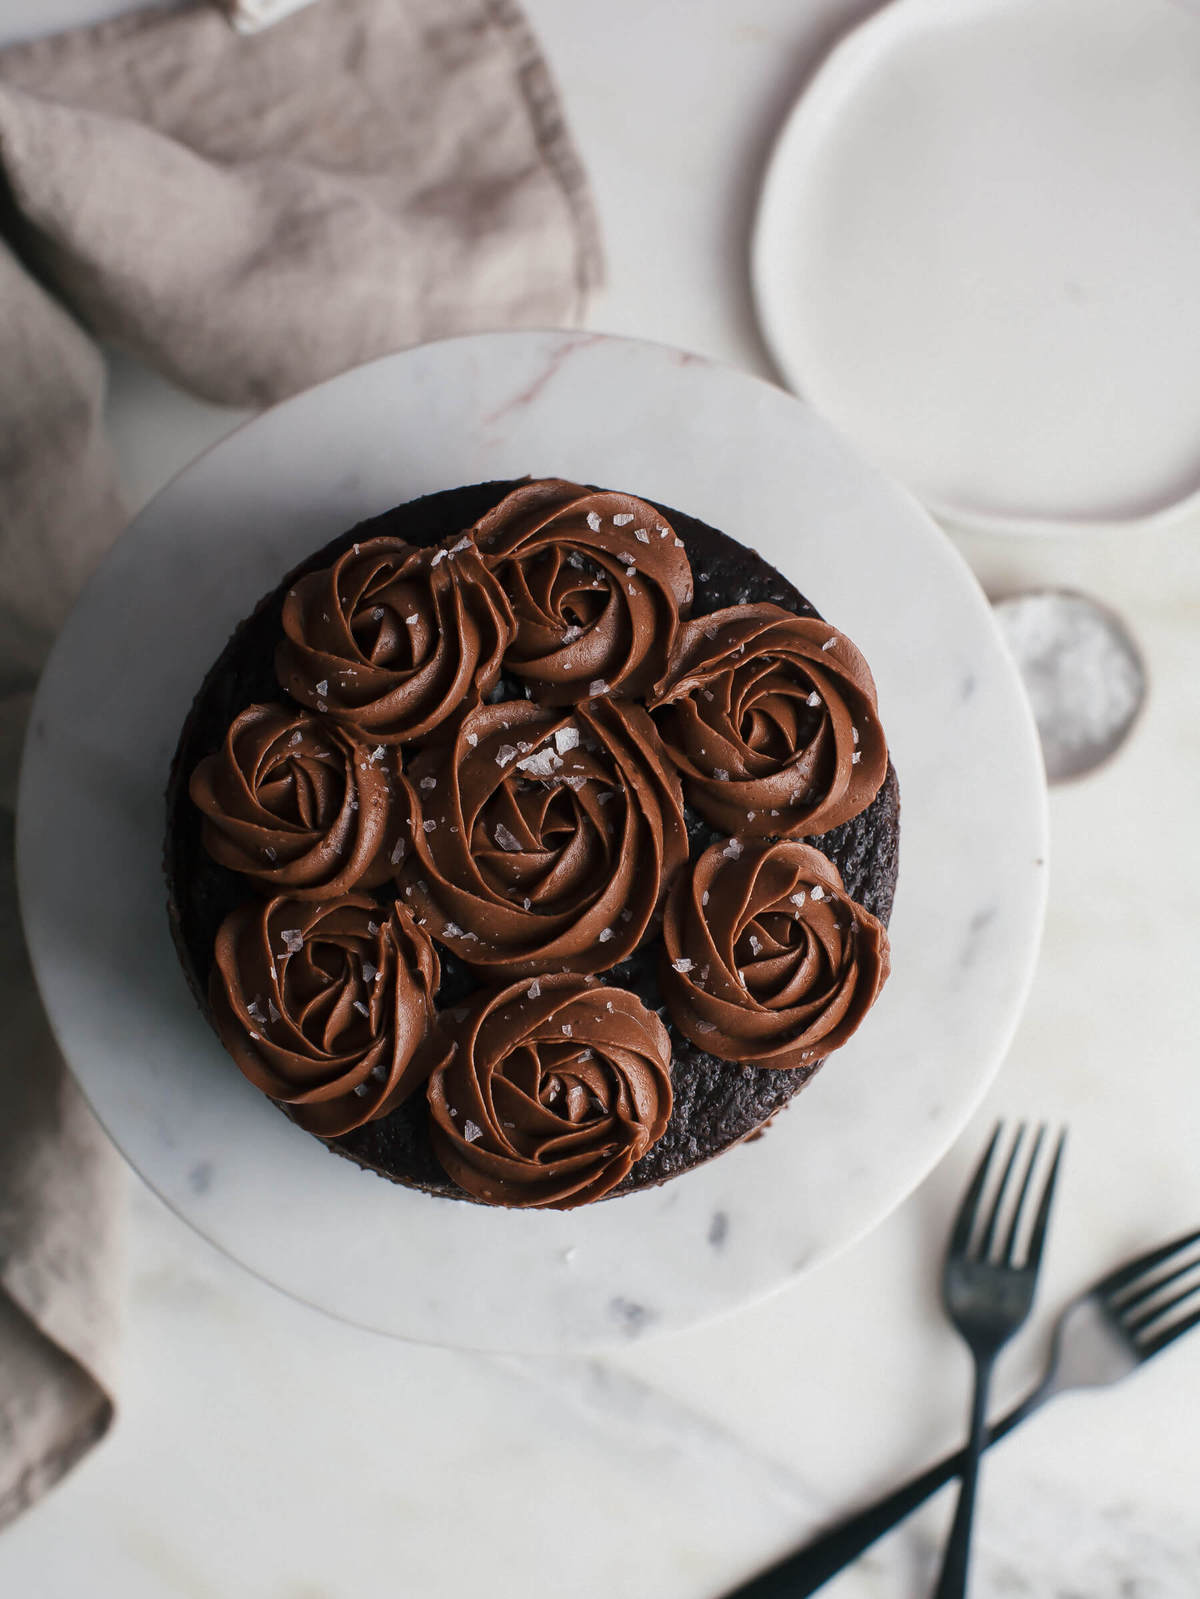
top-left (0, 0), bottom-right (599, 1524)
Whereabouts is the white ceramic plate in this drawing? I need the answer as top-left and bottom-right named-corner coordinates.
top-left (753, 0), bottom-right (1200, 533)
top-left (17, 331), bottom-right (1046, 1350)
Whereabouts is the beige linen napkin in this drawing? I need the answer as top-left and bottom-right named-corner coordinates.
top-left (0, 0), bottom-right (599, 1524)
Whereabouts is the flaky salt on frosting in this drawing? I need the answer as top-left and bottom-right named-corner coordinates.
top-left (661, 838), bottom-right (890, 1068)
top-left (189, 703), bottom-right (408, 897)
top-left (399, 695), bottom-right (688, 976)
top-left (471, 479), bottom-right (693, 703)
top-left (428, 974), bottom-right (673, 1209)
top-left (650, 603), bottom-right (887, 836)
top-left (275, 534), bottom-right (513, 743)
top-left (211, 895), bottom-right (447, 1136)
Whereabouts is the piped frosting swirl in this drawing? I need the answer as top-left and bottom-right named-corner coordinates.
top-left (660, 838), bottom-right (890, 1068)
top-left (472, 479), bottom-right (693, 703)
top-left (650, 603), bottom-right (887, 836)
top-left (428, 974), bottom-right (672, 1208)
top-left (210, 895), bottom-right (446, 1135)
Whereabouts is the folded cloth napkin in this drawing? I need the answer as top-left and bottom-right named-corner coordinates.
top-left (0, 0), bottom-right (599, 1525)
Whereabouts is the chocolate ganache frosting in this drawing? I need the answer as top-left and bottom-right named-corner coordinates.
top-left (211, 895), bottom-right (446, 1136)
top-left (189, 703), bottom-right (408, 897)
top-left (650, 602), bottom-right (888, 836)
top-left (428, 974), bottom-right (673, 1208)
top-left (471, 479), bottom-right (693, 702)
top-left (172, 476), bottom-right (901, 1210)
top-left (661, 838), bottom-right (891, 1069)
top-left (399, 695), bottom-right (688, 976)
top-left (276, 534), bottom-right (513, 742)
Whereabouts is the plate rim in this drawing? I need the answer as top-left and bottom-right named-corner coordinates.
top-left (750, 0), bottom-right (1200, 536)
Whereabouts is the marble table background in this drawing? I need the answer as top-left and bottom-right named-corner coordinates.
top-left (4, 1), bottom-right (1199, 1596)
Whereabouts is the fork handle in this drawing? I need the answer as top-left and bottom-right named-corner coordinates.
top-left (722, 1382), bottom-right (1049, 1598)
top-left (930, 1353), bottom-right (996, 1599)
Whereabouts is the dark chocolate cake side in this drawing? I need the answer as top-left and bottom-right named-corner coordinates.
top-left (166, 480), bottom-right (900, 1201)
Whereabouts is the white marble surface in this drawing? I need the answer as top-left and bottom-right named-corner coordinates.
top-left (18, 329), bottom-right (1045, 1350)
top-left (4, 0), bottom-right (1200, 1595)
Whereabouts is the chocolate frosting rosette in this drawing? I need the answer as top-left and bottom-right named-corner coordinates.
top-left (471, 478), bottom-right (693, 702)
top-left (650, 602), bottom-right (888, 836)
top-left (399, 695), bottom-right (688, 976)
top-left (189, 703), bottom-right (409, 897)
top-left (661, 838), bottom-right (890, 1069)
top-left (427, 974), bottom-right (673, 1209)
top-left (211, 895), bottom-right (447, 1136)
top-left (276, 534), bottom-right (513, 742)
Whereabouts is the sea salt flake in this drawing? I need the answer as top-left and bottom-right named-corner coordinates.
top-left (618, 551), bottom-right (635, 565)
top-left (264, 846), bottom-right (277, 862)
top-left (634, 528), bottom-right (650, 544)
top-left (625, 566), bottom-right (636, 580)
top-left (494, 823), bottom-right (522, 852)
top-left (246, 999), bottom-right (265, 1023)
top-left (367, 921), bottom-right (380, 935)
top-left (810, 884), bottom-right (825, 901)
top-left (528, 979), bottom-right (542, 998)
top-left (807, 691), bottom-right (821, 708)
top-left (598, 928), bottom-right (614, 943)
top-left (420, 775), bottom-right (437, 790)
top-left (390, 839), bottom-right (405, 864)
top-left (554, 726), bottom-right (581, 754)
top-left (422, 819), bottom-right (437, 833)
top-left (561, 1023), bottom-right (573, 1037)
top-left (852, 751), bottom-right (862, 765)
top-left (353, 1000), bottom-right (369, 1018)
top-left (523, 898), bottom-right (532, 910)
top-left (443, 922), bottom-right (464, 938)
top-left (586, 511), bottom-right (602, 531)
top-left (517, 741), bottom-right (532, 754)
top-left (852, 726), bottom-right (860, 745)
top-left (672, 957), bottom-right (694, 975)
top-left (722, 837), bottom-right (744, 860)
top-left (496, 744), bottom-right (518, 767)
top-left (316, 680), bottom-right (329, 697)
top-left (406, 613), bottom-right (419, 624)
top-left (613, 513), bottom-right (634, 526)
top-left (430, 549), bottom-right (447, 566)
top-left (606, 1000), bottom-right (615, 1014)
top-left (353, 543), bottom-right (361, 554)
top-left (280, 929), bottom-right (304, 953)
top-left (463, 1120), bottom-right (484, 1143)
top-left (790, 892), bottom-right (806, 908)
top-left (316, 701), bottom-right (327, 714)
top-left (713, 767), bottom-right (730, 782)
top-left (516, 747), bottom-right (563, 778)
top-left (449, 536), bottom-right (473, 554)
top-left (589, 679), bottom-right (609, 697)
top-left (694, 1020), bottom-right (716, 1034)
top-left (373, 607), bottom-right (385, 621)
top-left (362, 962), bottom-right (377, 982)
top-left (562, 624), bottom-right (583, 644)
top-left (702, 890), bottom-right (710, 906)
top-left (821, 638), bottom-right (837, 652)
top-left (370, 746), bottom-right (386, 764)
top-left (673, 537), bottom-right (684, 548)
top-left (268, 1000), bottom-right (281, 1023)
top-left (748, 935), bottom-right (763, 957)
top-left (371, 1063), bottom-right (388, 1081)
top-left (289, 731), bottom-right (302, 746)
top-left (248, 1030), bottom-right (261, 1041)
top-left (466, 732), bottom-right (479, 747)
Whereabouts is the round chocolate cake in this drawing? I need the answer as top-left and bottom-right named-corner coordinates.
top-left (166, 479), bottom-right (900, 1209)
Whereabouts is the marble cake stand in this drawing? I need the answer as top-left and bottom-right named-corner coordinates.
top-left (16, 330), bottom-right (1047, 1352)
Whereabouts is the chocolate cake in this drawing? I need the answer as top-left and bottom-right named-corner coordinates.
top-left (166, 479), bottom-right (899, 1209)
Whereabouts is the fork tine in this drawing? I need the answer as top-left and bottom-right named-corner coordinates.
top-left (1140, 1301), bottom-right (1200, 1360)
top-left (1020, 1126), bottom-right (1065, 1270)
top-left (1097, 1227), bottom-right (1200, 1302)
top-left (1109, 1245), bottom-right (1200, 1318)
top-left (1122, 1276), bottom-right (1200, 1337)
top-left (947, 1121), bottom-right (1004, 1258)
top-left (977, 1122), bottom-right (1028, 1260)
top-left (999, 1123), bottom-right (1047, 1265)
